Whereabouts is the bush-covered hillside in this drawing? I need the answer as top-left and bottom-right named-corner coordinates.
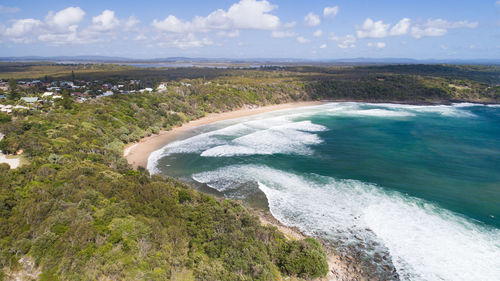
top-left (0, 78), bottom-right (329, 280)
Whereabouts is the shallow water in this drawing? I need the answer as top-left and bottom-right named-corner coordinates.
top-left (149, 102), bottom-right (500, 281)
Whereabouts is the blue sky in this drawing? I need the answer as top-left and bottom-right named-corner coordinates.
top-left (0, 0), bottom-right (499, 59)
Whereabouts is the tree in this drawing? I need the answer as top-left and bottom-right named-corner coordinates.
top-left (8, 79), bottom-right (20, 100)
top-left (0, 112), bottom-right (12, 124)
top-left (60, 89), bottom-right (73, 109)
top-left (8, 79), bottom-right (17, 92)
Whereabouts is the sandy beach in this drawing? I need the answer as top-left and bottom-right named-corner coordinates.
top-left (124, 101), bottom-right (324, 169)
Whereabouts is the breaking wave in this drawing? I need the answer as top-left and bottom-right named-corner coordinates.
top-left (193, 165), bottom-right (500, 281)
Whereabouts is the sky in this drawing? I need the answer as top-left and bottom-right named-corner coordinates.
top-left (0, 0), bottom-right (499, 59)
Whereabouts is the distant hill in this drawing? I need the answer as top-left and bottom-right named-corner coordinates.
top-left (0, 56), bottom-right (499, 65)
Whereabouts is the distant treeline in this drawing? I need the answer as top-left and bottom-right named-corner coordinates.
top-left (1, 63), bottom-right (498, 103)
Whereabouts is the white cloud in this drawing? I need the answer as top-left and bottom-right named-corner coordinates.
top-left (134, 34), bottom-right (147, 41)
top-left (152, 15), bottom-right (188, 33)
top-left (92, 10), bottom-right (120, 31)
top-left (124, 16), bottom-right (140, 31)
top-left (217, 30), bottom-right (240, 38)
top-left (411, 19), bottom-right (478, 39)
top-left (152, 0), bottom-right (280, 34)
top-left (355, 17), bottom-right (476, 39)
top-left (390, 18), bottom-right (411, 36)
top-left (304, 12), bottom-right (320, 27)
top-left (271, 30), bottom-right (296, 38)
top-left (155, 33), bottom-right (213, 49)
top-left (411, 25), bottom-right (446, 39)
top-left (313, 29), bottom-right (323, 37)
top-left (368, 42), bottom-right (386, 48)
top-left (0, 5), bottom-right (20, 14)
top-left (320, 43), bottom-right (327, 49)
top-left (356, 18), bottom-right (390, 38)
top-left (297, 36), bottom-right (310, 43)
top-left (45, 7), bottom-right (85, 32)
top-left (323, 6), bottom-right (339, 19)
top-left (329, 33), bottom-right (356, 48)
top-left (2, 6), bottom-right (142, 45)
top-left (226, 0), bottom-right (280, 29)
top-left (38, 28), bottom-right (95, 45)
top-left (3, 19), bottom-right (42, 42)
top-left (284, 21), bottom-right (296, 28)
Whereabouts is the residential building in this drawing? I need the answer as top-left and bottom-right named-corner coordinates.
top-left (157, 83), bottom-right (168, 92)
top-left (20, 97), bottom-right (39, 104)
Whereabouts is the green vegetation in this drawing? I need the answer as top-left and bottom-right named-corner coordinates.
top-left (0, 113), bottom-right (11, 124)
top-left (0, 76), bottom-right (326, 280)
top-left (0, 63), bottom-right (499, 280)
top-left (1, 62), bottom-right (498, 103)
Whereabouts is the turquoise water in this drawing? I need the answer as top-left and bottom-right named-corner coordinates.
top-left (149, 102), bottom-right (500, 281)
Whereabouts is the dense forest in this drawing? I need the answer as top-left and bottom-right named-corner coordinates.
top-left (0, 64), bottom-right (499, 280)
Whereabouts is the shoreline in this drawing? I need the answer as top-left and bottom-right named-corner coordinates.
top-left (123, 99), bottom-right (497, 169)
top-left (124, 101), bottom-right (324, 169)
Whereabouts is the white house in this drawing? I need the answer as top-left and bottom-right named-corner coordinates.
top-left (42, 92), bottom-right (54, 97)
top-left (0, 104), bottom-right (12, 113)
top-left (139, 88), bottom-right (153, 93)
top-left (156, 83), bottom-right (168, 92)
top-left (61, 81), bottom-right (74, 87)
top-left (20, 97), bottom-right (38, 104)
top-left (97, 91), bottom-right (114, 98)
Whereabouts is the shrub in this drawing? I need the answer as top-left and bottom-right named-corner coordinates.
top-left (278, 238), bottom-right (329, 279)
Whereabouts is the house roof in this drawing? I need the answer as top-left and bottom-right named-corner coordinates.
top-left (21, 97), bottom-right (39, 103)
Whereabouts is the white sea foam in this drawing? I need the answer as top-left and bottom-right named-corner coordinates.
top-left (193, 165), bottom-right (500, 281)
top-left (290, 102), bottom-right (475, 118)
top-left (452, 102), bottom-right (484, 107)
top-left (201, 121), bottom-right (326, 157)
top-left (341, 108), bottom-right (416, 117)
top-left (370, 103), bottom-right (476, 118)
top-left (146, 147), bottom-right (166, 174)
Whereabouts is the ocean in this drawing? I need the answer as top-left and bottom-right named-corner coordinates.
top-left (148, 102), bottom-right (500, 281)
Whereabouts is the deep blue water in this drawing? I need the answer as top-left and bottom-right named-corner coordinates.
top-left (149, 103), bottom-right (500, 281)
